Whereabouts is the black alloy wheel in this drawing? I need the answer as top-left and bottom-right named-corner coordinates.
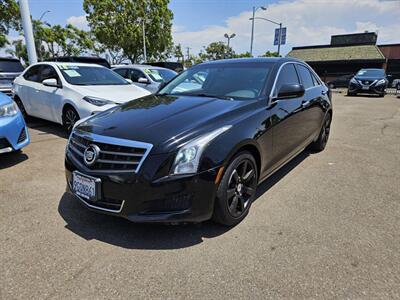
top-left (62, 107), bottom-right (79, 133)
top-left (310, 114), bottom-right (331, 152)
top-left (213, 152), bottom-right (258, 226)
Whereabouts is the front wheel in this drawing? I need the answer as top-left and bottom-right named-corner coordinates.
top-left (62, 107), bottom-right (80, 133)
top-left (14, 97), bottom-right (28, 119)
top-left (213, 152), bottom-right (258, 226)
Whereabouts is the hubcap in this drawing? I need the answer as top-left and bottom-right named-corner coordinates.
top-left (227, 159), bottom-right (257, 218)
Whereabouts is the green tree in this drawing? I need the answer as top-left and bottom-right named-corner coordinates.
top-left (83, 0), bottom-right (173, 63)
top-left (233, 51), bottom-right (252, 58)
top-left (5, 39), bottom-right (28, 62)
top-left (0, 0), bottom-right (20, 47)
top-left (259, 51), bottom-right (279, 57)
top-left (201, 42), bottom-right (234, 61)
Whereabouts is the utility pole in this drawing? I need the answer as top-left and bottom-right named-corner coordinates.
top-left (277, 23), bottom-right (282, 56)
top-left (19, 0), bottom-right (37, 64)
top-left (249, 6), bottom-right (266, 57)
top-left (224, 33), bottom-right (236, 58)
top-left (142, 20), bottom-right (147, 63)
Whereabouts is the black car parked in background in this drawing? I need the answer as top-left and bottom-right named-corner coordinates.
top-left (48, 56), bottom-right (111, 68)
top-left (65, 58), bottom-right (332, 226)
top-left (348, 68), bottom-right (388, 97)
top-left (0, 57), bottom-right (24, 96)
top-left (327, 74), bottom-right (354, 89)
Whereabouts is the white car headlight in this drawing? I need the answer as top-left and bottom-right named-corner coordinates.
top-left (83, 96), bottom-right (115, 107)
top-left (0, 102), bottom-right (19, 117)
top-left (376, 79), bottom-right (386, 86)
top-left (171, 126), bottom-right (232, 175)
top-left (350, 78), bottom-right (358, 84)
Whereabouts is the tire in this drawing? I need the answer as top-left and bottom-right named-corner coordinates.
top-left (328, 83), bottom-right (335, 89)
top-left (14, 97), bottom-right (28, 119)
top-left (213, 151), bottom-right (258, 226)
top-left (347, 91), bottom-right (355, 96)
top-left (310, 113), bottom-right (332, 152)
top-left (62, 106), bottom-right (80, 133)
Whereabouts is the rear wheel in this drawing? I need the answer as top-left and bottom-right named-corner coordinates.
top-left (347, 90), bottom-right (355, 96)
top-left (213, 152), bottom-right (258, 226)
top-left (310, 113), bottom-right (332, 152)
top-left (62, 106), bottom-right (80, 133)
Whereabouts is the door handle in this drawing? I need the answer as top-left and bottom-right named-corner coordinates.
top-left (302, 100), bottom-right (310, 108)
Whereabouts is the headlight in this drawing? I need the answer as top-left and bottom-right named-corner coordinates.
top-left (171, 126), bottom-right (232, 175)
top-left (0, 102), bottom-right (19, 117)
top-left (376, 79), bottom-right (386, 86)
top-left (83, 96), bottom-right (115, 107)
top-left (350, 78), bottom-right (358, 84)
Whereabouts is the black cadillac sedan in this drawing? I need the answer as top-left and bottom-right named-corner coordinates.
top-left (65, 58), bottom-right (332, 226)
top-left (347, 68), bottom-right (388, 97)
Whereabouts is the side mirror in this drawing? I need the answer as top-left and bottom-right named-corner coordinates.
top-left (125, 78), bottom-right (133, 84)
top-left (275, 84), bottom-right (305, 100)
top-left (138, 77), bottom-right (150, 84)
top-left (42, 78), bottom-right (61, 88)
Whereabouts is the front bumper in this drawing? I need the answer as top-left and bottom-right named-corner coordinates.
top-left (65, 155), bottom-right (220, 223)
top-left (0, 112), bottom-right (30, 154)
top-left (348, 81), bottom-right (386, 95)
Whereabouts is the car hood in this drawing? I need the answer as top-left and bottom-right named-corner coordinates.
top-left (76, 94), bottom-right (257, 154)
top-left (72, 84), bottom-right (151, 104)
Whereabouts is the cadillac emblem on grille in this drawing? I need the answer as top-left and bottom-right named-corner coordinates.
top-left (83, 144), bottom-right (100, 166)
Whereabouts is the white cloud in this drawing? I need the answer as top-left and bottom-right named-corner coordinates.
top-left (66, 15), bottom-right (89, 31)
top-left (173, 0), bottom-right (400, 56)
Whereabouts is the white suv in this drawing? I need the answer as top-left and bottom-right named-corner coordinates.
top-left (13, 62), bottom-right (151, 131)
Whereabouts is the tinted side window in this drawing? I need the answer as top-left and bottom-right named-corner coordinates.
top-left (23, 65), bottom-right (41, 82)
top-left (297, 65), bottom-right (314, 89)
top-left (129, 69), bottom-right (146, 82)
top-left (40, 65), bottom-right (59, 82)
top-left (275, 64), bottom-right (299, 94)
top-left (114, 68), bottom-right (127, 78)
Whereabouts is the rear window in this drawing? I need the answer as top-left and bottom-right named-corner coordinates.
top-left (0, 60), bottom-right (24, 72)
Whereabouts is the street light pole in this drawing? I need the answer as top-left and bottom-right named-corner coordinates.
top-left (224, 33), bottom-right (236, 58)
top-left (19, 0), bottom-right (37, 64)
top-left (249, 6), bottom-right (266, 57)
top-left (142, 20), bottom-right (147, 63)
top-left (250, 16), bottom-right (283, 57)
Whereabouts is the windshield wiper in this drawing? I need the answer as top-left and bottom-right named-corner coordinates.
top-left (189, 93), bottom-right (234, 101)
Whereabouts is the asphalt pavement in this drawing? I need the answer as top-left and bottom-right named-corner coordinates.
top-left (1, 92), bottom-right (399, 299)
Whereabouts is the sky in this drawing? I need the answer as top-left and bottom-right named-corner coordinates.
top-left (4, 0), bottom-right (400, 57)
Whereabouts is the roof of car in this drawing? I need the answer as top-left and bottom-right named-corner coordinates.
top-left (200, 57), bottom-right (302, 65)
top-left (112, 64), bottom-right (169, 70)
top-left (35, 61), bottom-right (106, 68)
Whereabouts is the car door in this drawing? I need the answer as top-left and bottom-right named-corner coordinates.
top-left (19, 65), bottom-right (43, 117)
top-left (264, 63), bottom-right (306, 173)
top-left (38, 64), bottom-right (64, 122)
top-left (295, 64), bottom-right (325, 141)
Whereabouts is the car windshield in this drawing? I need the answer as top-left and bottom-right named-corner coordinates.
top-left (0, 60), bottom-right (24, 72)
top-left (158, 62), bottom-right (272, 100)
top-left (144, 68), bottom-right (177, 83)
top-left (356, 69), bottom-right (385, 77)
top-left (58, 65), bottom-right (128, 85)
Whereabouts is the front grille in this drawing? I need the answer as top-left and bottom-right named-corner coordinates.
top-left (68, 132), bottom-right (152, 173)
top-left (85, 197), bottom-right (124, 211)
top-left (17, 128), bottom-right (27, 143)
top-left (0, 138), bottom-right (11, 149)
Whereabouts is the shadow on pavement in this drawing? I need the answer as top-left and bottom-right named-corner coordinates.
top-left (27, 117), bottom-right (68, 139)
top-left (58, 149), bottom-right (311, 250)
top-left (0, 151), bottom-right (29, 169)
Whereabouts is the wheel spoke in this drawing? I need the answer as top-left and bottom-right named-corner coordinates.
top-left (238, 196), bottom-right (245, 211)
top-left (227, 188), bottom-right (236, 199)
top-left (242, 169), bottom-right (255, 182)
top-left (240, 161), bottom-right (248, 177)
top-left (242, 186), bottom-right (255, 196)
top-left (231, 169), bottom-right (239, 183)
top-left (229, 195), bottom-right (239, 213)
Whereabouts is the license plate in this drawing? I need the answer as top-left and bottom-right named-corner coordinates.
top-left (362, 86), bottom-right (369, 90)
top-left (72, 171), bottom-right (100, 201)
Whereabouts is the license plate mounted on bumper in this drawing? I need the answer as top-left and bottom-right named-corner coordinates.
top-left (72, 171), bottom-right (101, 201)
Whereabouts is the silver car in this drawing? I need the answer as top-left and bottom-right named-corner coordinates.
top-left (0, 57), bottom-right (24, 97)
top-left (112, 64), bottom-right (177, 93)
